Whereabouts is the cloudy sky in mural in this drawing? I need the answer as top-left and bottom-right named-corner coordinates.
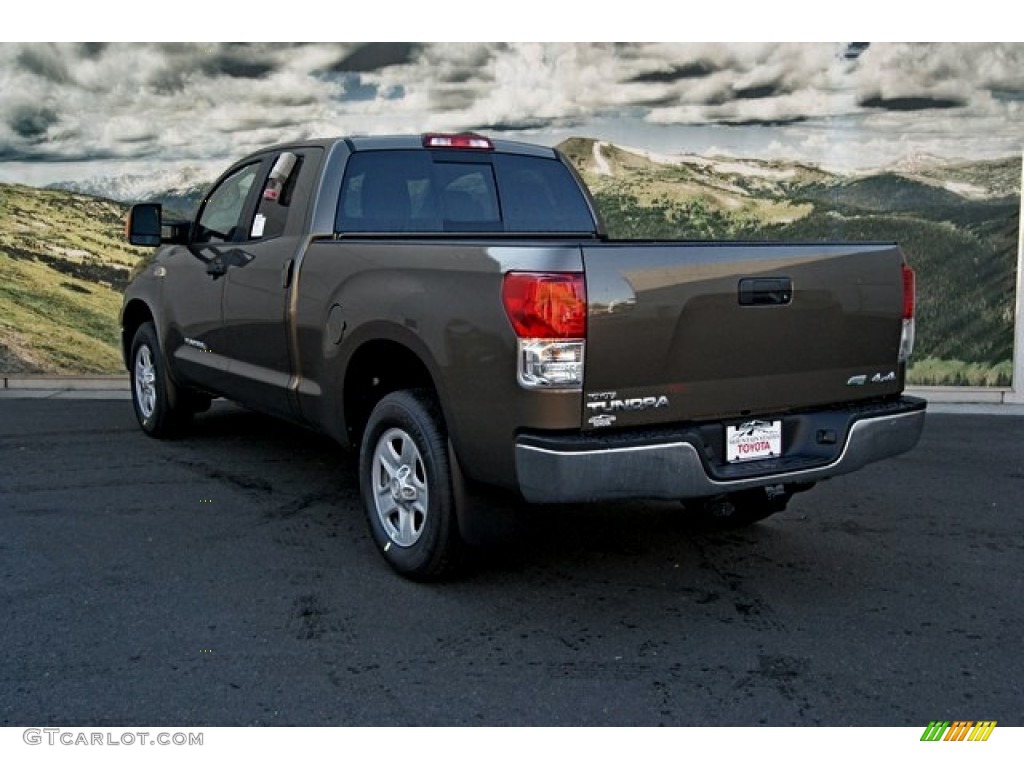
top-left (1, 42), bottom-right (1021, 185)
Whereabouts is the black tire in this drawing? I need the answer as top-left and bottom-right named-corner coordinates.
top-left (129, 322), bottom-right (192, 438)
top-left (359, 389), bottom-right (463, 580)
top-left (684, 485), bottom-right (792, 529)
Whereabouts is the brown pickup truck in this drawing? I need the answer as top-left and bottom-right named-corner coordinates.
top-left (122, 132), bottom-right (926, 579)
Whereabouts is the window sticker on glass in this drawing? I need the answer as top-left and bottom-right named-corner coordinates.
top-left (251, 213), bottom-right (266, 238)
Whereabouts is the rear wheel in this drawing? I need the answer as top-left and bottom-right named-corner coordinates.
top-left (359, 389), bottom-right (464, 580)
top-left (130, 322), bottom-right (193, 438)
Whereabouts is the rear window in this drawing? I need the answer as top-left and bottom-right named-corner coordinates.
top-left (336, 150), bottom-right (595, 234)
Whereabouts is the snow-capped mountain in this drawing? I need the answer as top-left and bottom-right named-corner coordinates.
top-left (47, 166), bottom-right (215, 215)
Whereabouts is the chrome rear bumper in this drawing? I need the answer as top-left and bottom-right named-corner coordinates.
top-left (515, 398), bottom-right (926, 504)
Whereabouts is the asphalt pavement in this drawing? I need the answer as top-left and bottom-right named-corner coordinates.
top-left (1, 398), bottom-right (1021, 726)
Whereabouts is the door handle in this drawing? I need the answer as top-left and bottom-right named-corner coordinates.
top-left (738, 277), bottom-right (792, 306)
top-left (281, 259), bottom-right (294, 289)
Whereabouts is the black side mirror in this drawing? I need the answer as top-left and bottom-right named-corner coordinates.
top-left (126, 203), bottom-right (162, 247)
top-left (126, 203), bottom-right (190, 246)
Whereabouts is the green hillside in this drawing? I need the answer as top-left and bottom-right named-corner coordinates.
top-left (1, 141), bottom-right (1020, 387)
top-left (0, 183), bottom-right (144, 373)
top-left (560, 138), bottom-right (1019, 387)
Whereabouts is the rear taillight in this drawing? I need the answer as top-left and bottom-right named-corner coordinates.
top-left (899, 263), bottom-right (916, 363)
top-left (502, 272), bottom-right (586, 338)
top-left (902, 263), bottom-right (915, 320)
top-left (502, 272), bottom-right (586, 390)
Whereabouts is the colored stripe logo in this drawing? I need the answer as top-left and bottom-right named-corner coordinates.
top-left (920, 721), bottom-right (997, 742)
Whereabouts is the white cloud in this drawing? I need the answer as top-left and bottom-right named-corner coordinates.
top-left (0, 42), bottom-right (1020, 184)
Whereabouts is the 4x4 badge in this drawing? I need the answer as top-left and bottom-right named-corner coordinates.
top-left (847, 371), bottom-right (896, 386)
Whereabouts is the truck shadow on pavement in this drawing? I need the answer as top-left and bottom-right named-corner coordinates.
top-left (179, 401), bottom-right (874, 596)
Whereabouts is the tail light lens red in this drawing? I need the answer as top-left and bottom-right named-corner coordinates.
top-left (502, 272), bottom-right (587, 339)
top-left (902, 263), bottom-right (915, 320)
top-left (899, 263), bottom-right (916, 363)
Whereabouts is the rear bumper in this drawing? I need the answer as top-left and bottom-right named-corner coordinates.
top-left (514, 396), bottom-right (926, 504)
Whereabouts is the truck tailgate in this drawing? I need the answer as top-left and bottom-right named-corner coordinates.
top-left (582, 242), bottom-right (907, 429)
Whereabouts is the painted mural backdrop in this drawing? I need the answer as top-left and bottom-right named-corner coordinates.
top-left (0, 42), bottom-right (1020, 383)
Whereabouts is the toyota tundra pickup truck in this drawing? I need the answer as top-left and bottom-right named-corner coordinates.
top-left (122, 132), bottom-right (926, 579)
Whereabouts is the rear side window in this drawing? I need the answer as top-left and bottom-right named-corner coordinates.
top-left (251, 152), bottom-right (304, 240)
top-left (336, 150), bottom-right (595, 234)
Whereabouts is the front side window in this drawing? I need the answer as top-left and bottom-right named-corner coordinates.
top-left (194, 163), bottom-right (260, 244)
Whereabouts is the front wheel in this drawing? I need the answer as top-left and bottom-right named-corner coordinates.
top-left (359, 389), bottom-right (464, 580)
top-left (129, 322), bottom-right (192, 438)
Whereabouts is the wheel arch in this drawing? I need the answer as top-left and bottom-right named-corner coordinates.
top-left (341, 335), bottom-right (450, 451)
top-left (120, 299), bottom-right (156, 371)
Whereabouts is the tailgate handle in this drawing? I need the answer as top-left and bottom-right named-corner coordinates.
top-left (738, 277), bottom-right (792, 306)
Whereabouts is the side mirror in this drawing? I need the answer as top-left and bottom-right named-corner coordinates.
top-left (126, 203), bottom-right (162, 246)
top-left (125, 203), bottom-right (190, 246)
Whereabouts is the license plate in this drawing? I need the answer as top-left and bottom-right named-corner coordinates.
top-left (726, 420), bottom-right (782, 462)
